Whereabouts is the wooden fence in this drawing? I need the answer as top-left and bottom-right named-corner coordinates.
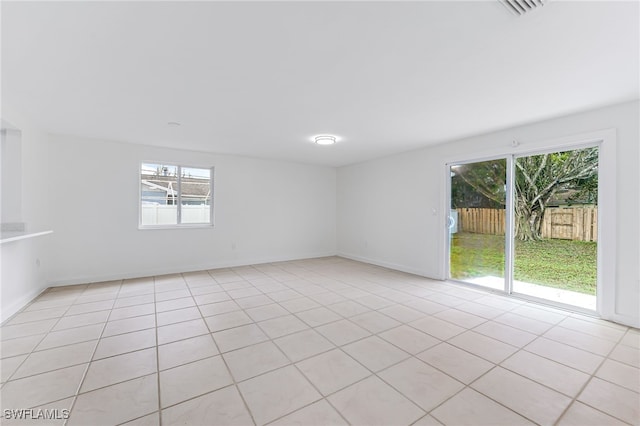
top-left (455, 207), bottom-right (598, 242)
top-left (456, 208), bottom-right (506, 236)
top-left (541, 207), bottom-right (598, 242)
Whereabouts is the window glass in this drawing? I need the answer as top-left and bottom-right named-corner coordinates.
top-left (181, 167), bottom-right (211, 224)
top-left (140, 163), bottom-right (212, 227)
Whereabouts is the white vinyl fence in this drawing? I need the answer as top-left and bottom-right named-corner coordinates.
top-left (141, 204), bottom-right (210, 225)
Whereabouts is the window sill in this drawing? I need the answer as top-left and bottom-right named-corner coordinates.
top-left (138, 224), bottom-right (214, 230)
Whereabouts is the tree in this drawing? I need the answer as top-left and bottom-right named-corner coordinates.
top-left (514, 147), bottom-right (598, 241)
top-left (453, 147), bottom-right (598, 241)
top-left (453, 159), bottom-right (506, 209)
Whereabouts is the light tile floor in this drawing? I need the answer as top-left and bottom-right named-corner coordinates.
top-left (1, 257), bottom-right (638, 425)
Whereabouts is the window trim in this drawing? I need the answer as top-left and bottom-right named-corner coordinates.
top-left (139, 162), bottom-right (214, 229)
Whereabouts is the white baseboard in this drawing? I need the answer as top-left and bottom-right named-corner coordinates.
top-left (48, 251), bottom-right (338, 287)
top-left (337, 252), bottom-right (438, 280)
top-left (18, 251), bottom-right (640, 331)
top-left (1, 287), bottom-right (48, 324)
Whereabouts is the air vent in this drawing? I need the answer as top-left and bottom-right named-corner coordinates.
top-left (499, 0), bottom-right (547, 16)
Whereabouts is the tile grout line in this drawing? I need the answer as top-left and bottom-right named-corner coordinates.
top-left (1, 285), bottom-right (87, 321)
top-left (429, 363), bottom-right (536, 426)
top-left (413, 291), bottom-right (634, 424)
top-left (1, 296), bottom-right (78, 387)
top-left (0, 289), bottom-right (84, 424)
top-left (7, 302), bottom-right (632, 422)
top-left (552, 327), bottom-right (636, 426)
top-left (153, 274), bottom-right (163, 426)
top-left (63, 279), bottom-right (124, 426)
top-left (3, 258), bottom-right (638, 426)
top-left (424, 321), bottom-right (634, 425)
top-left (192, 269), bottom-right (259, 426)
top-left (295, 263), bottom-right (634, 425)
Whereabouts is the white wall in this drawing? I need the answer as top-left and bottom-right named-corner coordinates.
top-left (47, 135), bottom-right (336, 284)
top-left (1, 111), bottom-right (52, 322)
top-left (337, 101), bottom-right (640, 327)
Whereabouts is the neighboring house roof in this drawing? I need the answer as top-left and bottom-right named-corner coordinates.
top-left (142, 177), bottom-right (210, 199)
top-left (547, 189), bottom-right (596, 207)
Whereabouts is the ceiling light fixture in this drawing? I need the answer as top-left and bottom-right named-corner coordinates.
top-left (167, 121), bottom-right (181, 127)
top-left (314, 135), bottom-right (337, 145)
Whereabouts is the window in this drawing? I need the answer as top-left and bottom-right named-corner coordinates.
top-left (140, 163), bottom-right (213, 227)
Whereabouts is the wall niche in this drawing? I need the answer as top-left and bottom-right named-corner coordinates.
top-left (1, 120), bottom-right (24, 233)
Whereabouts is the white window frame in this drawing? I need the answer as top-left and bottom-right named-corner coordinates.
top-left (139, 162), bottom-right (214, 229)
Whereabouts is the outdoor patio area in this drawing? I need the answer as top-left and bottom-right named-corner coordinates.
top-left (466, 276), bottom-right (597, 311)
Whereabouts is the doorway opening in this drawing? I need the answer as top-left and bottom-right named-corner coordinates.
top-left (448, 146), bottom-right (599, 311)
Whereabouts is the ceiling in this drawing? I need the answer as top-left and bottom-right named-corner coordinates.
top-left (2, 1), bottom-right (638, 167)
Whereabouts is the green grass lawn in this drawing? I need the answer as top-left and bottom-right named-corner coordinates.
top-left (450, 232), bottom-right (597, 295)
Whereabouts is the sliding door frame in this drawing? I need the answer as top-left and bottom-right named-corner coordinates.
top-left (509, 142), bottom-right (601, 315)
top-left (444, 155), bottom-right (512, 294)
top-left (442, 129), bottom-right (617, 320)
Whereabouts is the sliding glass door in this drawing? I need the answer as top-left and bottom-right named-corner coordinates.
top-left (448, 159), bottom-right (507, 291)
top-left (447, 145), bottom-right (599, 311)
top-left (511, 147), bottom-right (598, 310)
